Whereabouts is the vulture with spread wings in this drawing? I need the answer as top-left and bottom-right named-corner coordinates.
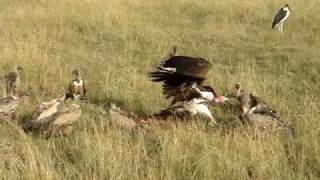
top-left (149, 49), bottom-right (228, 124)
top-left (150, 54), bottom-right (226, 104)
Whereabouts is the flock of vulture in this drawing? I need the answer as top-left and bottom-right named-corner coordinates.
top-left (0, 67), bottom-right (85, 137)
top-left (0, 46), bottom-right (292, 137)
top-left (147, 47), bottom-right (291, 131)
top-left (0, 4), bottom-right (294, 137)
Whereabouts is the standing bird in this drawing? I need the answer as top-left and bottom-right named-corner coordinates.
top-left (3, 65), bottom-right (23, 98)
top-left (272, 4), bottom-right (293, 34)
top-left (68, 70), bottom-right (87, 101)
top-left (150, 55), bottom-right (228, 124)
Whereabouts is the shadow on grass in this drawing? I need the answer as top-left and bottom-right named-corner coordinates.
top-left (89, 95), bottom-right (148, 116)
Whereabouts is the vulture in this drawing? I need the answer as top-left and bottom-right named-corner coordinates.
top-left (68, 70), bottom-right (87, 101)
top-left (232, 83), bottom-right (280, 117)
top-left (3, 65), bottom-right (23, 98)
top-left (109, 103), bottom-right (138, 130)
top-left (231, 83), bottom-right (291, 131)
top-left (150, 50), bottom-right (228, 125)
top-left (0, 90), bottom-right (30, 121)
top-left (0, 96), bottom-right (18, 120)
top-left (23, 93), bottom-right (81, 137)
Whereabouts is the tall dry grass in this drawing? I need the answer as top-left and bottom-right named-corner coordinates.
top-left (0, 0), bottom-right (320, 179)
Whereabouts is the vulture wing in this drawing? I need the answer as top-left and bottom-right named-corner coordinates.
top-left (68, 80), bottom-right (76, 95)
top-left (4, 72), bottom-right (17, 82)
top-left (150, 56), bottom-right (212, 100)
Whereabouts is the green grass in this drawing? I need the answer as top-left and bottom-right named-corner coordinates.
top-left (1, 0), bottom-right (320, 179)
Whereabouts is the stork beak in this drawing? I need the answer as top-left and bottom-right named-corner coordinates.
top-left (289, 7), bottom-right (293, 13)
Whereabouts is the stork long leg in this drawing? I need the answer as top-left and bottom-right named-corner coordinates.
top-left (280, 23), bottom-right (284, 38)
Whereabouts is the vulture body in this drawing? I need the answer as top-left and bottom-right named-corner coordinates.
top-left (24, 94), bottom-right (81, 137)
top-left (3, 65), bottom-right (23, 98)
top-left (153, 98), bottom-right (214, 122)
top-left (68, 70), bottom-right (87, 101)
top-left (0, 91), bottom-right (30, 121)
top-left (109, 103), bottom-right (138, 130)
top-left (242, 113), bottom-right (290, 131)
top-left (0, 96), bottom-right (19, 121)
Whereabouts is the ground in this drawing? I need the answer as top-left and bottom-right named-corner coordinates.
top-left (0, 0), bottom-right (320, 179)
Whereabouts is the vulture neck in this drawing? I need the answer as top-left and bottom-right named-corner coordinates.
top-left (74, 74), bottom-right (82, 82)
top-left (211, 89), bottom-right (219, 98)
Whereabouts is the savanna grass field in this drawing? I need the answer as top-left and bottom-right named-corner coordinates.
top-left (1, 0), bottom-right (320, 179)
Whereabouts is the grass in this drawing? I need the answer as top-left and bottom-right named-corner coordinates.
top-left (1, 0), bottom-right (320, 179)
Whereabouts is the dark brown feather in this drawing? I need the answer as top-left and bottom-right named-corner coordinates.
top-left (160, 56), bottom-right (212, 78)
top-left (272, 8), bottom-right (287, 28)
top-left (4, 72), bottom-right (18, 82)
top-left (150, 56), bottom-right (212, 102)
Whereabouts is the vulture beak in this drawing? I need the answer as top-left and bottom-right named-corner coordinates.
top-left (213, 96), bottom-right (230, 104)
